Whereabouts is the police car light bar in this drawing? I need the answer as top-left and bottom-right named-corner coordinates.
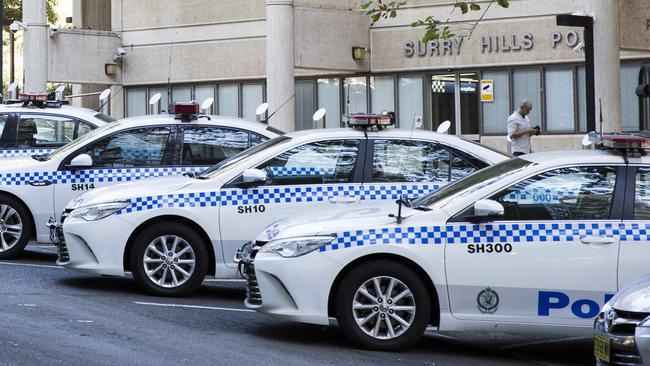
top-left (20, 93), bottom-right (48, 102)
top-left (347, 113), bottom-right (394, 128)
top-left (172, 102), bottom-right (200, 122)
top-left (589, 131), bottom-right (650, 150)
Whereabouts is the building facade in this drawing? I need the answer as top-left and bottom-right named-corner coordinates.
top-left (61, 0), bottom-right (650, 153)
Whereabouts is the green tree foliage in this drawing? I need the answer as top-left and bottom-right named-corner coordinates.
top-left (361, 0), bottom-right (510, 42)
top-left (4, 0), bottom-right (59, 26)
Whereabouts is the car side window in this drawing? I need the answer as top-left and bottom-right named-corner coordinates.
top-left (0, 114), bottom-right (8, 141)
top-left (634, 168), bottom-right (650, 219)
top-left (371, 139), bottom-right (450, 183)
top-left (446, 146), bottom-right (488, 180)
top-left (17, 114), bottom-right (76, 148)
top-left (489, 166), bottom-right (618, 221)
top-left (180, 126), bottom-right (251, 166)
top-left (256, 139), bottom-right (359, 186)
top-left (76, 127), bottom-right (173, 168)
top-left (77, 121), bottom-right (94, 138)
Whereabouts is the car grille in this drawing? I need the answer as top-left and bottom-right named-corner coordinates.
top-left (57, 241), bottom-right (70, 263)
top-left (244, 261), bottom-right (261, 306)
top-left (609, 310), bottom-right (648, 335)
top-left (596, 309), bottom-right (649, 366)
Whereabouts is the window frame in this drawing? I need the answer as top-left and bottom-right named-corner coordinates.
top-left (58, 124), bottom-right (177, 170)
top-left (14, 113), bottom-right (93, 149)
top-left (450, 164), bottom-right (627, 223)
top-left (224, 137), bottom-right (367, 188)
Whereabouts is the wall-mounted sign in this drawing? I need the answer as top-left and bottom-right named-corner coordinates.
top-left (481, 80), bottom-right (494, 102)
top-left (414, 115), bottom-right (423, 129)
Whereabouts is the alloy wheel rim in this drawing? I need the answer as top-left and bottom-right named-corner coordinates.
top-left (143, 235), bottom-right (196, 288)
top-left (352, 276), bottom-right (416, 340)
top-left (0, 204), bottom-right (23, 253)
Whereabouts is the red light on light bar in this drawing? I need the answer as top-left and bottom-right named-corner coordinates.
top-left (603, 135), bottom-right (650, 143)
top-left (20, 93), bottom-right (48, 101)
top-left (349, 113), bottom-right (393, 126)
top-left (172, 102), bottom-right (200, 114)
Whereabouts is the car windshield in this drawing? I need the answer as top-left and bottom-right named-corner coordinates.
top-left (42, 122), bottom-right (122, 161)
top-left (411, 158), bottom-right (535, 208)
top-left (199, 135), bottom-right (293, 177)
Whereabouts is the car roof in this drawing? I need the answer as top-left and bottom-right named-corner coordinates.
top-left (109, 114), bottom-right (278, 137)
top-left (0, 104), bottom-right (105, 122)
top-left (519, 149), bottom-right (626, 166)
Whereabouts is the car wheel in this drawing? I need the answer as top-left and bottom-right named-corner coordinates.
top-left (0, 196), bottom-right (32, 260)
top-left (131, 222), bottom-right (208, 297)
top-left (335, 260), bottom-right (431, 351)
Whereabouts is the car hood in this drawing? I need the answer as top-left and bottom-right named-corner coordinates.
top-left (256, 206), bottom-right (419, 242)
top-left (67, 175), bottom-right (195, 209)
top-left (0, 156), bottom-right (43, 174)
top-left (610, 275), bottom-right (650, 313)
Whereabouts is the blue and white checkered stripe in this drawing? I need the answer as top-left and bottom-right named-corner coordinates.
top-left (0, 148), bottom-right (55, 158)
top-left (116, 182), bottom-right (448, 215)
top-left (0, 166), bottom-right (207, 186)
top-left (269, 166), bottom-right (335, 177)
top-left (320, 222), bottom-right (644, 252)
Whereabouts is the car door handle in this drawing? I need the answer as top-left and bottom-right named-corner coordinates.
top-left (328, 196), bottom-right (359, 204)
top-left (580, 236), bottom-right (616, 245)
top-left (29, 180), bottom-right (52, 187)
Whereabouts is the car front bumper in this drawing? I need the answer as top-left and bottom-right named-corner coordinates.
top-left (241, 244), bottom-right (343, 326)
top-left (594, 313), bottom-right (645, 366)
top-left (58, 215), bottom-right (135, 276)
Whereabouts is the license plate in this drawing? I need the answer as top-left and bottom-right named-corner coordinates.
top-left (594, 334), bottom-right (611, 363)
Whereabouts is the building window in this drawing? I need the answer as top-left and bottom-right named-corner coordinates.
top-left (218, 84), bottom-right (239, 117)
top-left (512, 69), bottom-right (542, 127)
top-left (195, 85), bottom-right (215, 114)
top-left (481, 71), bottom-right (510, 134)
top-left (149, 87), bottom-right (170, 113)
top-left (621, 64), bottom-right (641, 132)
top-left (242, 83), bottom-right (264, 121)
top-left (577, 66), bottom-right (587, 132)
top-left (126, 88), bottom-right (146, 117)
top-left (398, 75), bottom-right (423, 129)
top-left (317, 78), bottom-right (341, 128)
top-left (295, 81), bottom-right (315, 131)
top-left (344, 77), bottom-right (368, 115)
top-left (172, 86), bottom-right (192, 104)
top-left (544, 68), bottom-right (576, 132)
top-left (370, 76), bottom-right (395, 114)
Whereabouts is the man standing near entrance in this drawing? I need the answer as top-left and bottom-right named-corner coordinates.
top-left (507, 100), bottom-right (538, 156)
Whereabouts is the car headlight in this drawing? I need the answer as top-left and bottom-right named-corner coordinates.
top-left (258, 236), bottom-right (335, 258)
top-left (68, 201), bottom-right (129, 221)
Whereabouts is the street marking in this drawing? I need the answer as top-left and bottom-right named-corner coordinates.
top-left (500, 336), bottom-right (590, 350)
top-left (203, 279), bottom-right (246, 283)
top-left (0, 261), bottom-right (62, 269)
top-left (76, 320), bottom-right (94, 323)
top-left (133, 301), bottom-right (255, 313)
top-left (17, 304), bottom-right (37, 307)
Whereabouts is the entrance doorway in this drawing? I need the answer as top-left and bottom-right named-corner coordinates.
top-left (430, 73), bottom-right (479, 138)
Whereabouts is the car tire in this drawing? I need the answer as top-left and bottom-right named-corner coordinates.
top-left (131, 222), bottom-right (208, 297)
top-left (335, 260), bottom-right (431, 351)
top-left (0, 195), bottom-right (32, 260)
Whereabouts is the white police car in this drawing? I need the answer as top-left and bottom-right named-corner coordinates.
top-left (57, 115), bottom-right (507, 297)
top-left (243, 133), bottom-right (650, 351)
top-left (0, 102), bottom-right (277, 259)
top-left (0, 93), bottom-right (114, 158)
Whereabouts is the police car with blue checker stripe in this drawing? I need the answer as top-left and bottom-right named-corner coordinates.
top-left (0, 101), bottom-right (278, 259)
top-left (0, 93), bottom-right (114, 158)
top-left (55, 114), bottom-right (507, 297)
top-left (241, 133), bottom-right (650, 351)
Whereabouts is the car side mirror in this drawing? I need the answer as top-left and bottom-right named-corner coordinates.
top-left (237, 168), bottom-right (267, 188)
top-left (66, 153), bottom-right (93, 170)
top-left (471, 199), bottom-right (504, 223)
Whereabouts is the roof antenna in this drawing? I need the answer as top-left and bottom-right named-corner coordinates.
top-left (166, 35), bottom-right (175, 114)
top-left (599, 98), bottom-right (604, 140)
top-left (266, 94), bottom-right (295, 122)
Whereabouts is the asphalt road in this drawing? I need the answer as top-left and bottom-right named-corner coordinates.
top-left (0, 246), bottom-right (596, 366)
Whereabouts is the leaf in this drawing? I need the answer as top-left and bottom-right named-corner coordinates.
top-left (455, 2), bottom-right (469, 14)
top-left (371, 13), bottom-right (381, 23)
top-left (390, 10), bottom-right (397, 18)
top-left (470, 3), bottom-right (481, 11)
top-left (497, 0), bottom-right (510, 8)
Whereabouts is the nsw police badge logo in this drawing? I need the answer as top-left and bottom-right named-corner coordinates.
top-left (477, 287), bottom-right (499, 314)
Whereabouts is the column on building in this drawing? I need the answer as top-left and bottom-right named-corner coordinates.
top-left (23, 0), bottom-right (48, 93)
top-left (588, 0), bottom-right (622, 132)
top-left (266, 0), bottom-right (295, 131)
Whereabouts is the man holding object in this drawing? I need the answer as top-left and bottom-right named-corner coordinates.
top-left (507, 100), bottom-right (539, 157)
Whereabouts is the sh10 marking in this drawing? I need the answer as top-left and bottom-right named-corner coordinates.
top-left (237, 205), bottom-right (266, 214)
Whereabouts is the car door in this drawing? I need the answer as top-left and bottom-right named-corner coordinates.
top-left (218, 138), bottom-right (365, 268)
top-left (53, 126), bottom-right (175, 217)
top-left (362, 138), bottom-right (485, 214)
top-left (618, 166), bottom-right (650, 288)
top-left (445, 165), bottom-right (623, 326)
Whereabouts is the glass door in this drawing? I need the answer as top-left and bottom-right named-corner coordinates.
top-left (431, 72), bottom-right (480, 137)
